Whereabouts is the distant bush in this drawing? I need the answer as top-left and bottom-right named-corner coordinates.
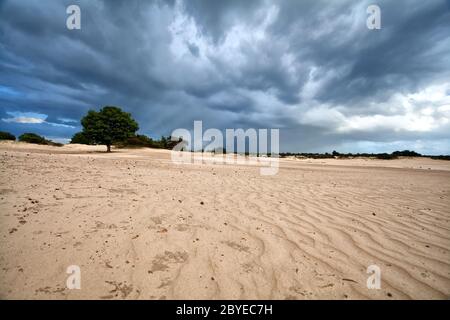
top-left (70, 132), bottom-right (92, 145)
top-left (375, 153), bottom-right (398, 160)
top-left (116, 134), bottom-right (185, 150)
top-left (392, 150), bottom-right (422, 157)
top-left (116, 134), bottom-right (155, 148)
top-left (430, 155), bottom-right (450, 161)
top-left (19, 133), bottom-right (47, 144)
top-left (159, 135), bottom-right (184, 149)
top-left (280, 151), bottom-right (404, 160)
top-left (0, 131), bottom-right (16, 141)
top-left (18, 133), bottom-right (63, 147)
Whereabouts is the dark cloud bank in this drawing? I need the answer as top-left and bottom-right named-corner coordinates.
top-left (1, 0), bottom-right (449, 153)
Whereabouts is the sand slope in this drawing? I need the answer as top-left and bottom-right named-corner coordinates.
top-left (0, 141), bottom-right (449, 299)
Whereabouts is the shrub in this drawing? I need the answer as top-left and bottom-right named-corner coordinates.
top-left (116, 134), bottom-right (155, 148)
top-left (0, 131), bottom-right (16, 141)
top-left (116, 134), bottom-right (187, 150)
top-left (19, 133), bottom-right (47, 144)
top-left (158, 135), bottom-right (184, 149)
top-left (430, 155), bottom-right (450, 161)
top-left (392, 150), bottom-right (421, 157)
top-left (18, 133), bottom-right (62, 146)
top-left (376, 153), bottom-right (398, 160)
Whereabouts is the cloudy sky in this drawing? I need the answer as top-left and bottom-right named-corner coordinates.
top-left (1, 0), bottom-right (449, 154)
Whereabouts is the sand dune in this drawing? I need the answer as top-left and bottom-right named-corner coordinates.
top-left (0, 141), bottom-right (449, 299)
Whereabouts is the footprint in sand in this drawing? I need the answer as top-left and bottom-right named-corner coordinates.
top-left (222, 240), bottom-right (250, 253)
top-left (102, 280), bottom-right (134, 299)
top-left (149, 251), bottom-right (189, 273)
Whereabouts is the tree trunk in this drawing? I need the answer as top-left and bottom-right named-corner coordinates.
top-left (106, 144), bottom-right (111, 152)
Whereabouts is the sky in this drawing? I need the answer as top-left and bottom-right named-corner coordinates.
top-left (0, 0), bottom-right (449, 154)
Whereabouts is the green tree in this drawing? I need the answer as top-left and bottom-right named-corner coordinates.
top-left (70, 132), bottom-right (92, 145)
top-left (80, 106), bottom-right (139, 152)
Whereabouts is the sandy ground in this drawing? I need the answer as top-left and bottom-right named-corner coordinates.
top-left (0, 141), bottom-right (449, 300)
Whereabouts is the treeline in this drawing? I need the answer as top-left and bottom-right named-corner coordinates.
top-left (70, 131), bottom-right (182, 150)
top-left (70, 105), bottom-right (187, 152)
top-left (0, 131), bottom-right (63, 146)
top-left (0, 106), bottom-right (184, 152)
top-left (0, 128), bottom-right (184, 151)
top-left (280, 150), bottom-right (450, 161)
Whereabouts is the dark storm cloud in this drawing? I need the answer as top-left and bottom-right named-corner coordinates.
top-left (316, 1), bottom-right (450, 105)
top-left (0, 0), bottom-right (449, 154)
top-left (181, 0), bottom-right (265, 42)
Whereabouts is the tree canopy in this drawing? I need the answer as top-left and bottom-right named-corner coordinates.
top-left (80, 106), bottom-right (139, 152)
top-left (70, 131), bottom-right (92, 145)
